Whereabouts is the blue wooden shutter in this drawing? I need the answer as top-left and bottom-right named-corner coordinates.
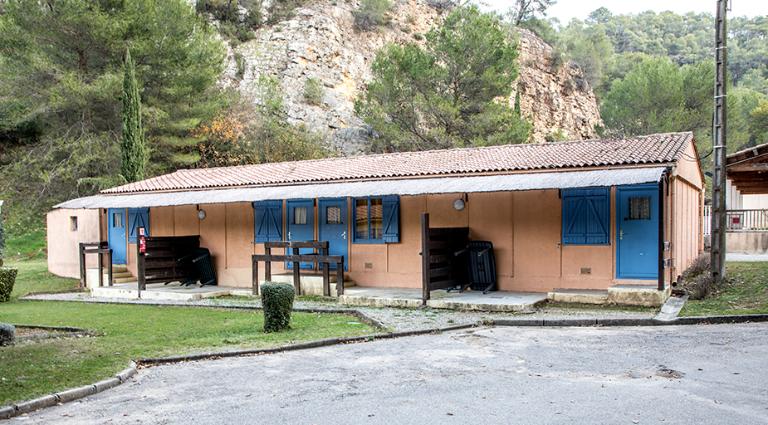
top-left (562, 188), bottom-right (609, 245)
top-left (562, 197), bottom-right (585, 244)
top-left (128, 208), bottom-right (149, 243)
top-left (381, 195), bottom-right (400, 243)
top-left (254, 201), bottom-right (283, 242)
top-left (584, 192), bottom-right (609, 244)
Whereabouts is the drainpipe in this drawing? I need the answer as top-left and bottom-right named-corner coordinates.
top-left (658, 170), bottom-right (670, 291)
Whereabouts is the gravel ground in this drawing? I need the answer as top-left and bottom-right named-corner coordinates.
top-left (22, 323), bottom-right (768, 425)
top-left (23, 292), bottom-right (656, 332)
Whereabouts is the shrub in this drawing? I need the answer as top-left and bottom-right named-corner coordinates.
top-left (679, 254), bottom-right (719, 300)
top-left (353, 0), bottom-right (391, 31)
top-left (0, 323), bottom-right (14, 346)
top-left (303, 77), bottom-right (324, 106)
top-left (261, 282), bottom-right (295, 332)
top-left (0, 267), bottom-right (18, 302)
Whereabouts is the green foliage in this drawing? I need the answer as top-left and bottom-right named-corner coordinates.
top-left (749, 99), bottom-right (768, 144)
top-left (508, 0), bottom-right (556, 26)
top-left (357, 6), bottom-right (530, 152)
top-left (196, 82), bottom-right (329, 167)
top-left (197, 0), bottom-right (262, 41)
top-left (0, 204), bottom-right (5, 264)
top-left (303, 78), bottom-right (324, 106)
top-left (0, 0), bottom-right (226, 235)
top-left (4, 229), bottom-right (46, 262)
top-left (557, 21), bottom-right (613, 89)
top-left (260, 282), bottom-right (295, 332)
top-left (353, 0), bottom-right (392, 31)
top-left (234, 52), bottom-right (246, 79)
top-left (601, 56), bottom-right (704, 136)
top-left (266, 0), bottom-right (306, 25)
top-left (0, 267), bottom-right (18, 302)
top-left (120, 49), bottom-right (147, 182)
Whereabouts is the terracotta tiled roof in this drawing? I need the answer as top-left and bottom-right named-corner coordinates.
top-left (103, 132), bottom-right (694, 194)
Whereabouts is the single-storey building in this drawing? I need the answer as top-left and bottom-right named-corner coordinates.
top-left (48, 131), bottom-right (704, 305)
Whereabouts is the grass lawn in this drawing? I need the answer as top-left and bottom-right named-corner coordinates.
top-left (0, 262), bottom-right (375, 405)
top-left (680, 262), bottom-right (768, 317)
top-left (8, 259), bottom-right (80, 300)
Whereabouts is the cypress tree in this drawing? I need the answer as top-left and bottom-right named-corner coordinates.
top-left (121, 48), bottom-right (147, 182)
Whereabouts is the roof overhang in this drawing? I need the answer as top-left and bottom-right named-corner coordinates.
top-left (726, 142), bottom-right (768, 194)
top-left (55, 167), bottom-right (668, 210)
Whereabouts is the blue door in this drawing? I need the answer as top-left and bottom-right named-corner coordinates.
top-left (107, 208), bottom-right (127, 264)
top-left (319, 198), bottom-right (348, 271)
top-left (616, 185), bottom-right (659, 279)
top-left (287, 199), bottom-right (315, 270)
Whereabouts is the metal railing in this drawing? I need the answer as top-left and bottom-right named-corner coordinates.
top-left (703, 207), bottom-right (768, 235)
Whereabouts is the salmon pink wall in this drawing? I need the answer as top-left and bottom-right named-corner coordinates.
top-left (47, 208), bottom-right (102, 278)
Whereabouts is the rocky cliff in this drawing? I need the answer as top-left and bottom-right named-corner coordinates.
top-left (221, 0), bottom-right (602, 152)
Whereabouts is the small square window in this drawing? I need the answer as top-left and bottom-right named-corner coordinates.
top-left (293, 207), bottom-right (307, 225)
top-left (112, 213), bottom-right (123, 228)
top-left (326, 206), bottom-right (342, 224)
top-left (70, 216), bottom-right (78, 231)
top-left (628, 197), bottom-right (651, 220)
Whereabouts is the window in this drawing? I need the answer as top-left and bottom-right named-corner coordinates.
top-left (293, 207), bottom-right (308, 225)
top-left (354, 196), bottom-right (400, 243)
top-left (112, 212), bottom-right (123, 228)
top-left (70, 216), bottom-right (78, 231)
top-left (562, 188), bottom-right (610, 245)
top-left (326, 206), bottom-right (342, 224)
top-left (628, 197), bottom-right (651, 220)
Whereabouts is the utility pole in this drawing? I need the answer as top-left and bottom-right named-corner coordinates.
top-left (710, 0), bottom-right (728, 279)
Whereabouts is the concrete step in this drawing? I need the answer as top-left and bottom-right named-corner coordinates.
top-left (547, 288), bottom-right (609, 305)
top-left (113, 276), bottom-right (137, 284)
top-left (112, 265), bottom-right (128, 273)
top-left (265, 273), bottom-right (355, 296)
top-left (607, 284), bottom-right (669, 307)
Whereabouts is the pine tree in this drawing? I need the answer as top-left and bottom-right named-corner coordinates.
top-left (121, 48), bottom-right (147, 182)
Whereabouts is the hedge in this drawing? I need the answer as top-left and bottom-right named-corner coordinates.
top-left (261, 282), bottom-right (295, 333)
top-left (0, 267), bottom-right (17, 302)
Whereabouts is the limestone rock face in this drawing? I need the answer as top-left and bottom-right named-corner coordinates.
top-left (221, 0), bottom-right (602, 152)
top-left (514, 28), bottom-right (603, 143)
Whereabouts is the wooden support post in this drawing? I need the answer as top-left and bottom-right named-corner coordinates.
top-left (264, 246), bottom-right (272, 282)
top-left (321, 246), bottom-right (330, 297)
top-left (292, 247), bottom-right (301, 295)
top-left (107, 249), bottom-right (113, 287)
top-left (336, 258), bottom-right (344, 297)
top-left (658, 177), bottom-right (666, 291)
top-left (421, 213), bottom-right (430, 305)
top-left (252, 256), bottom-right (259, 296)
top-left (78, 243), bottom-right (86, 288)
top-left (97, 251), bottom-right (104, 288)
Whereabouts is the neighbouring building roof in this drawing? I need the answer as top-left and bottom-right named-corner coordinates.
top-left (102, 132), bottom-right (694, 195)
top-left (726, 142), bottom-right (768, 194)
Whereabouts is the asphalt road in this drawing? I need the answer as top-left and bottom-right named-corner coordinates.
top-left (24, 323), bottom-right (768, 424)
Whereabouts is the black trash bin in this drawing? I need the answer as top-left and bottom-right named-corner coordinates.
top-left (466, 241), bottom-right (496, 294)
top-left (191, 248), bottom-right (217, 286)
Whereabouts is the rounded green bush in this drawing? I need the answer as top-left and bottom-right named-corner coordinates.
top-left (0, 267), bottom-right (18, 302)
top-left (261, 282), bottom-right (295, 333)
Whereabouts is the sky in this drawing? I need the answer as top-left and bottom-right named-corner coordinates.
top-left (479, 0), bottom-right (768, 23)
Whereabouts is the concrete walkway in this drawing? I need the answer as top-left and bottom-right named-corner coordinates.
top-left (340, 287), bottom-right (547, 312)
top-left (22, 323), bottom-right (768, 424)
top-left (727, 253), bottom-right (768, 262)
